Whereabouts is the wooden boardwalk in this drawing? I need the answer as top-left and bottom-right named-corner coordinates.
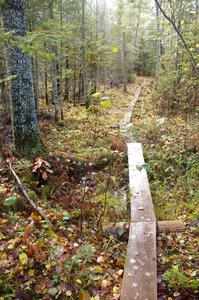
top-left (120, 85), bottom-right (142, 131)
top-left (121, 143), bottom-right (157, 300)
top-left (120, 83), bottom-right (184, 299)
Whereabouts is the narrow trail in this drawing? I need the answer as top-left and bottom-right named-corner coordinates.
top-left (119, 79), bottom-right (186, 300)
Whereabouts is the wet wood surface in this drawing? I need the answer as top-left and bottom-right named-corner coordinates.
top-left (121, 143), bottom-right (157, 300)
top-left (128, 143), bottom-right (156, 222)
top-left (120, 85), bottom-right (142, 130)
top-left (121, 222), bottom-right (157, 300)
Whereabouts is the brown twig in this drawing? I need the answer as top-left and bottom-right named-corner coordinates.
top-left (8, 160), bottom-right (53, 227)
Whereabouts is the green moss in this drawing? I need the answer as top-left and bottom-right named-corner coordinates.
top-left (15, 133), bottom-right (45, 158)
top-left (40, 184), bottom-right (53, 200)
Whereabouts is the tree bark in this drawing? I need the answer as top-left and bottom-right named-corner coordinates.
top-left (52, 60), bottom-right (59, 122)
top-left (134, 0), bottom-right (142, 47)
top-left (1, 0), bottom-right (43, 157)
top-left (44, 42), bottom-right (49, 105)
top-left (155, 0), bottom-right (161, 76)
top-left (0, 54), bottom-right (9, 106)
top-left (60, 0), bottom-right (64, 120)
top-left (64, 57), bottom-right (69, 101)
top-left (92, 0), bottom-right (98, 94)
top-left (82, 0), bottom-right (90, 108)
top-left (122, 32), bottom-right (127, 93)
top-left (72, 55), bottom-right (77, 106)
top-left (49, 0), bottom-right (59, 122)
top-left (31, 55), bottom-right (39, 115)
top-left (196, 0), bottom-right (199, 18)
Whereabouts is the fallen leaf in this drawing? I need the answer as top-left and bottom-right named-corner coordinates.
top-left (48, 287), bottom-right (58, 296)
top-left (19, 253), bottom-right (28, 265)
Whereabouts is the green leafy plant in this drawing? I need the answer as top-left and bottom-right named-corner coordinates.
top-left (64, 244), bottom-right (96, 272)
top-left (163, 265), bottom-right (189, 290)
top-left (4, 196), bottom-right (17, 206)
top-left (100, 100), bottom-right (111, 108)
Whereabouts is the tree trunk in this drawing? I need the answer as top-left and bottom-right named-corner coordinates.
top-left (82, 0), bottom-right (90, 108)
top-left (0, 55), bottom-right (9, 106)
top-left (49, 0), bottom-right (59, 122)
top-left (44, 62), bottom-right (49, 105)
top-left (44, 43), bottom-right (49, 105)
top-left (92, 0), bottom-right (98, 94)
top-left (31, 55), bottom-right (39, 115)
top-left (1, 0), bottom-right (43, 157)
top-left (52, 60), bottom-right (59, 122)
top-left (60, 0), bottom-right (64, 120)
top-left (64, 57), bottom-right (69, 101)
top-left (122, 32), bottom-right (127, 93)
top-left (196, 0), bottom-right (199, 19)
top-left (134, 0), bottom-right (142, 47)
top-left (73, 56), bottom-right (77, 106)
top-left (155, 0), bottom-right (161, 76)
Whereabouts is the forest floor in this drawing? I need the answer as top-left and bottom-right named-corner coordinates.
top-left (131, 82), bottom-right (199, 300)
top-left (0, 77), bottom-right (198, 300)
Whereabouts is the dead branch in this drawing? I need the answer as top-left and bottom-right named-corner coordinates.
top-left (8, 160), bottom-right (53, 227)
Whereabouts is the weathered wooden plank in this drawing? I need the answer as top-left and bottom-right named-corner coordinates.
top-left (121, 142), bottom-right (157, 300)
top-left (128, 143), bottom-right (156, 222)
top-left (120, 85), bottom-right (142, 129)
top-left (121, 221), bottom-right (157, 300)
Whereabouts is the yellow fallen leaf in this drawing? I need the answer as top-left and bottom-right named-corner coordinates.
top-left (66, 291), bottom-right (72, 296)
top-left (76, 279), bottom-right (82, 284)
top-left (93, 265), bottom-right (103, 273)
top-left (45, 263), bottom-right (52, 270)
top-left (18, 265), bottom-right (24, 275)
top-left (19, 253), bottom-right (28, 265)
top-left (0, 253), bottom-right (7, 260)
top-left (80, 291), bottom-right (90, 300)
top-left (117, 269), bottom-right (124, 276)
top-left (28, 269), bottom-right (35, 276)
top-left (0, 232), bottom-right (4, 240)
top-left (113, 286), bottom-right (120, 294)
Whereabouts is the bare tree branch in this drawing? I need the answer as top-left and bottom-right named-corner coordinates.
top-left (9, 161), bottom-right (53, 227)
top-left (155, 0), bottom-right (199, 77)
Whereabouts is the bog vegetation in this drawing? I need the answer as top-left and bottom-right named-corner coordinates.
top-left (0, 0), bottom-right (198, 299)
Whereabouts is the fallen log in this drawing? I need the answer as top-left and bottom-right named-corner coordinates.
top-left (103, 220), bottom-right (185, 241)
top-left (48, 152), bottom-right (127, 173)
top-left (157, 220), bottom-right (185, 233)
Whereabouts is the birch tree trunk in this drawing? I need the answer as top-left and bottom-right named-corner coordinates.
top-left (1, 0), bottom-right (43, 157)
